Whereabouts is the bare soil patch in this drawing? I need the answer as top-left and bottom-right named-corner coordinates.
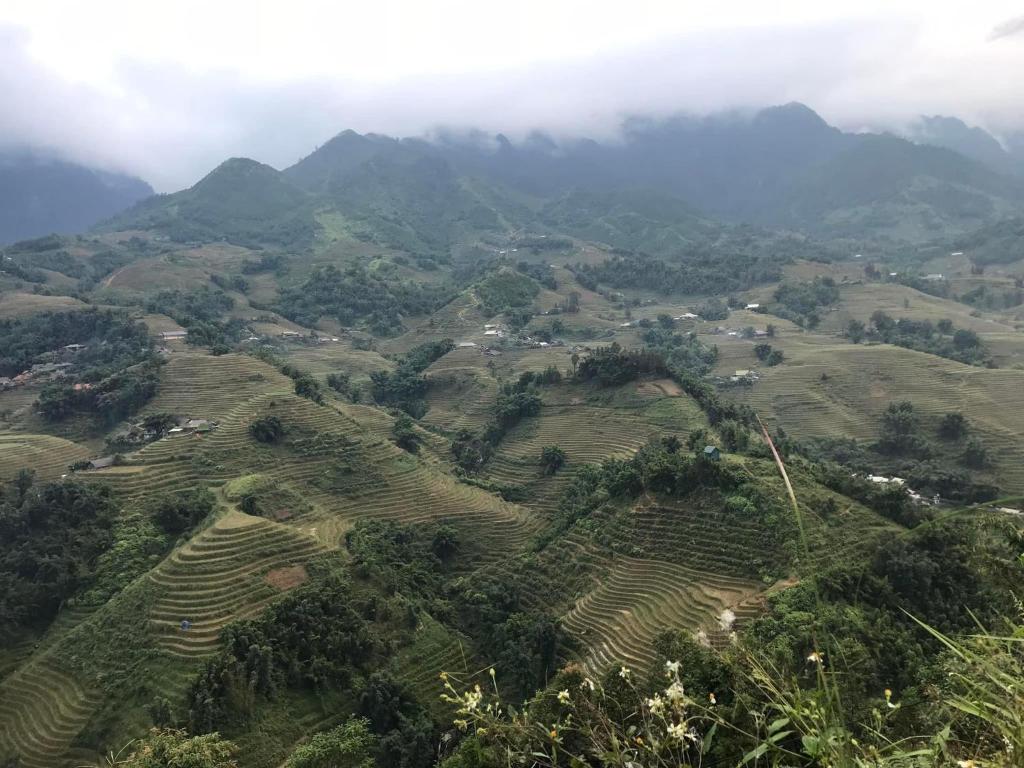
top-left (265, 564), bottom-right (308, 591)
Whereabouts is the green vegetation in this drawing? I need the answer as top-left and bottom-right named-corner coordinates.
top-left (278, 264), bottom-right (451, 335)
top-left (370, 339), bottom-right (454, 416)
top-left (573, 249), bottom-right (784, 296)
top-left (249, 415), bottom-right (285, 443)
top-left (539, 445), bottom-right (566, 475)
top-left (0, 309), bottom-right (153, 377)
top-left (150, 489), bottom-right (216, 536)
top-left (772, 276), bottom-right (840, 327)
top-left (0, 473), bottom-right (117, 632)
top-left (854, 310), bottom-right (991, 366)
top-left (283, 718), bottom-right (375, 768)
top-left (111, 728), bottom-right (239, 767)
top-left (3, 111), bottom-right (1024, 768)
top-left (451, 379), bottom-right (543, 472)
top-left (475, 269), bottom-right (540, 314)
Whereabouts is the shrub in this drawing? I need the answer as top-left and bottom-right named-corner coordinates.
top-left (284, 717), bottom-right (376, 768)
top-left (250, 415), bottom-right (284, 444)
top-left (151, 489), bottom-right (216, 535)
top-left (539, 445), bottom-right (567, 475)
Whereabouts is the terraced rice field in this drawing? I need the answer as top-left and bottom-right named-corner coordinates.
top-left (0, 432), bottom-right (91, 482)
top-left (384, 292), bottom-right (485, 354)
top-left (423, 368), bottom-right (500, 433)
top-left (140, 353), bottom-right (293, 420)
top-left (563, 556), bottom-right (762, 674)
top-left (147, 511), bottom-right (324, 658)
top-left (0, 292), bottom-right (88, 319)
top-left (393, 616), bottom-right (473, 710)
top-left (483, 397), bottom-right (703, 513)
top-left (722, 341), bottom-right (1024, 492)
top-left (0, 663), bottom-right (99, 768)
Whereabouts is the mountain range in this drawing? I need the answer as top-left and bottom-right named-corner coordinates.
top-left (5, 103), bottom-right (1024, 252)
top-left (104, 103), bottom-right (1024, 252)
top-left (0, 151), bottom-right (152, 245)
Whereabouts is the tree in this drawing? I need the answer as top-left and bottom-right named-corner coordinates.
top-left (766, 349), bottom-right (785, 366)
top-left (326, 372), bottom-right (351, 397)
top-left (294, 375), bottom-right (324, 404)
top-left (846, 319), bottom-right (866, 343)
top-left (938, 412), bottom-right (968, 441)
top-left (114, 728), bottom-right (238, 768)
top-left (871, 310), bottom-right (896, 334)
top-left (953, 328), bottom-right (981, 350)
top-left (937, 318), bottom-right (953, 334)
top-left (961, 438), bottom-right (989, 469)
top-left (392, 414), bottom-right (419, 453)
top-left (249, 415), bottom-right (284, 444)
top-left (657, 314), bottom-right (675, 329)
top-left (284, 718), bottom-right (376, 768)
top-left (0, 478), bottom-right (117, 628)
top-left (432, 525), bottom-right (459, 560)
top-left (878, 401), bottom-right (921, 455)
top-left (539, 445), bottom-right (567, 475)
top-left (151, 489), bottom-right (215, 535)
top-left (753, 343), bottom-right (772, 361)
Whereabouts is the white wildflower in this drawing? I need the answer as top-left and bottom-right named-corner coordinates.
top-left (665, 681), bottom-right (686, 705)
top-left (708, 692), bottom-right (717, 705)
top-left (646, 694), bottom-right (665, 715)
top-left (619, 665), bottom-right (631, 680)
top-left (557, 689), bottom-right (571, 705)
top-left (807, 650), bottom-right (825, 665)
top-left (580, 677), bottom-right (595, 691)
top-left (695, 629), bottom-right (711, 647)
top-left (666, 722), bottom-right (687, 742)
top-left (664, 660), bottom-right (680, 678)
top-left (884, 688), bottom-right (897, 709)
top-left (464, 685), bottom-right (483, 711)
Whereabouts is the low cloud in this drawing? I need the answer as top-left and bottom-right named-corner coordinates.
top-left (989, 15), bottom-right (1024, 40)
top-left (1, 16), bottom-right (1022, 192)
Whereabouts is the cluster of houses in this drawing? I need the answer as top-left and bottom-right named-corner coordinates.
top-left (276, 330), bottom-right (342, 345)
top-left (861, 473), bottom-right (932, 505)
top-left (0, 343), bottom-right (90, 390)
top-left (457, 323), bottom-right (567, 352)
top-left (161, 327), bottom-right (346, 347)
top-left (76, 417), bottom-right (219, 473)
top-left (713, 326), bottom-right (772, 339)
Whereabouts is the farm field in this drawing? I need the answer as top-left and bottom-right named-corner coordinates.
top-left (0, 293), bottom-right (88, 319)
top-left (717, 336), bottom-right (1024, 492)
top-left (2, 182), bottom-right (1021, 767)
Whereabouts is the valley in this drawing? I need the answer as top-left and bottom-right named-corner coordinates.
top-left (0, 107), bottom-right (1022, 767)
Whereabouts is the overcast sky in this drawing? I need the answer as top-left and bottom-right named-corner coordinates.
top-left (1, 0), bottom-right (1022, 191)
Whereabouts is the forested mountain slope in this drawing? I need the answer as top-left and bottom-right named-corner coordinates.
top-left (0, 151), bottom-right (153, 245)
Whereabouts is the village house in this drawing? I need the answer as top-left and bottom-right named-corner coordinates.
top-left (160, 330), bottom-right (188, 340)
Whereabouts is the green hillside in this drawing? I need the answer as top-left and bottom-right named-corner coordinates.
top-left (0, 107), bottom-right (1022, 768)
